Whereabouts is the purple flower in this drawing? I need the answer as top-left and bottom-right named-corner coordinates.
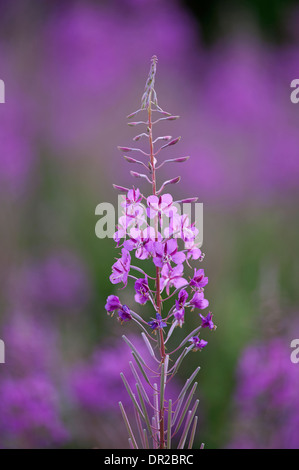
top-left (160, 264), bottom-right (188, 296)
top-left (123, 227), bottom-right (156, 260)
top-left (189, 336), bottom-right (208, 351)
top-left (190, 291), bottom-right (209, 310)
top-left (104, 295), bottom-right (132, 322)
top-left (113, 216), bottom-right (129, 245)
top-left (176, 289), bottom-right (188, 309)
top-left (200, 312), bottom-right (216, 330)
top-left (185, 240), bottom-right (203, 261)
top-left (105, 295), bottom-right (122, 313)
top-left (109, 248), bottom-right (131, 286)
top-left (173, 308), bottom-right (185, 327)
top-left (173, 289), bottom-right (188, 326)
top-left (118, 304), bottom-right (132, 323)
top-left (148, 313), bottom-right (167, 330)
top-left (189, 269), bottom-right (209, 290)
top-left (123, 188), bottom-right (142, 207)
top-left (164, 213), bottom-right (198, 242)
top-left (153, 239), bottom-right (186, 268)
top-left (147, 194), bottom-right (176, 221)
top-left (134, 277), bottom-right (150, 305)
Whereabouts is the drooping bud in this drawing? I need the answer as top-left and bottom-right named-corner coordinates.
top-left (176, 197), bottom-right (198, 204)
top-left (118, 146), bottom-right (132, 152)
top-left (156, 156), bottom-right (190, 169)
top-left (157, 176), bottom-right (181, 194)
top-left (133, 133), bottom-right (148, 142)
top-left (153, 115), bottom-right (180, 124)
top-left (160, 137), bottom-right (181, 150)
top-left (172, 156), bottom-right (190, 162)
top-left (130, 171), bottom-right (152, 184)
top-left (127, 109), bottom-right (142, 119)
top-left (123, 156), bottom-right (148, 169)
top-left (153, 136), bottom-right (172, 144)
top-left (113, 184), bottom-right (129, 192)
top-left (128, 121), bottom-right (147, 127)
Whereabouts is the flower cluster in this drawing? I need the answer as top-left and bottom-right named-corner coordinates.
top-left (106, 188), bottom-right (211, 330)
top-left (103, 57), bottom-right (216, 450)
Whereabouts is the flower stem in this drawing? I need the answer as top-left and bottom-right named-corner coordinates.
top-left (148, 93), bottom-right (166, 449)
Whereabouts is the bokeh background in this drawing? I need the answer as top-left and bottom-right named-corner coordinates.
top-left (0, 0), bottom-right (299, 449)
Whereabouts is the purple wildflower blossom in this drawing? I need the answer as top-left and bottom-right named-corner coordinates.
top-left (190, 291), bottom-right (209, 310)
top-left (153, 239), bottom-right (186, 268)
top-left (164, 213), bottom-right (198, 242)
top-left (189, 268), bottom-right (209, 290)
top-left (200, 312), bottom-right (216, 330)
top-left (104, 295), bottom-right (132, 322)
top-left (109, 248), bottom-right (131, 286)
top-left (185, 240), bottom-right (203, 261)
top-left (105, 295), bottom-right (122, 313)
top-left (173, 289), bottom-right (188, 326)
top-left (123, 227), bottom-right (156, 259)
top-left (189, 336), bottom-right (208, 351)
top-left (176, 289), bottom-right (189, 309)
top-left (122, 188), bottom-right (142, 207)
top-left (118, 305), bottom-right (132, 323)
top-left (147, 194), bottom-right (176, 222)
top-left (148, 313), bottom-right (167, 330)
top-left (160, 264), bottom-right (188, 296)
top-left (134, 277), bottom-right (150, 305)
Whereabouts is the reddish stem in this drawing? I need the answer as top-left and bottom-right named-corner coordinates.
top-left (148, 99), bottom-right (166, 449)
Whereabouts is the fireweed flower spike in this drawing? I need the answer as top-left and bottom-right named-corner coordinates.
top-left (104, 56), bottom-right (216, 449)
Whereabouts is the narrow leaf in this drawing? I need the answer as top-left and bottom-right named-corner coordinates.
top-left (131, 352), bottom-right (151, 385)
top-left (173, 382), bottom-right (198, 434)
top-left (160, 362), bottom-right (165, 410)
top-left (122, 335), bottom-right (146, 367)
top-left (136, 383), bottom-right (152, 438)
top-left (165, 320), bottom-right (177, 344)
top-left (188, 416), bottom-right (198, 450)
top-left (153, 382), bottom-right (160, 440)
top-left (152, 417), bottom-right (158, 449)
top-left (143, 429), bottom-right (149, 449)
top-left (141, 332), bottom-right (159, 362)
top-left (169, 345), bottom-right (193, 376)
top-left (119, 402), bottom-right (138, 449)
top-left (178, 367), bottom-right (201, 401)
top-left (134, 407), bottom-right (146, 449)
top-left (129, 361), bottom-right (150, 404)
top-left (173, 326), bottom-right (202, 353)
top-left (167, 399), bottom-right (172, 450)
top-left (120, 373), bottom-right (145, 420)
top-left (177, 400), bottom-right (199, 449)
